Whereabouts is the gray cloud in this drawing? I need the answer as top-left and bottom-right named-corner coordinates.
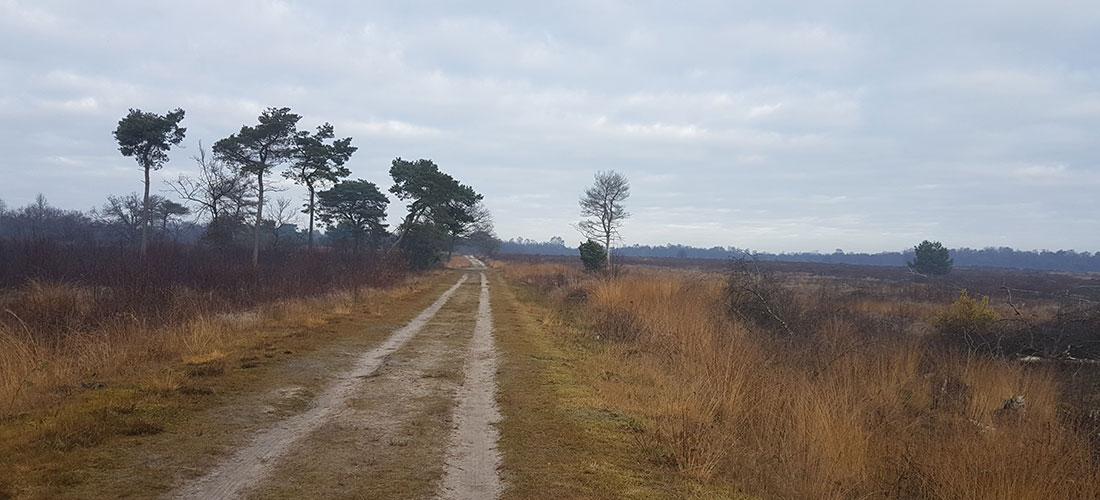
top-left (1, 0), bottom-right (1098, 252)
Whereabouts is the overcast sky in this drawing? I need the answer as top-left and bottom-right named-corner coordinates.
top-left (1, 0), bottom-right (1098, 252)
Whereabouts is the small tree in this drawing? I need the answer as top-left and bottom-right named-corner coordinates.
top-left (266, 197), bottom-right (299, 250)
top-left (214, 107), bottom-right (302, 267)
top-left (285, 123), bottom-right (355, 250)
top-left (169, 143), bottom-right (256, 244)
top-left (579, 240), bottom-right (607, 272)
top-left (153, 199), bottom-right (190, 233)
top-left (95, 193), bottom-right (147, 243)
top-left (909, 240), bottom-right (953, 276)
top-left (317, 179), bottom-right (389, 253)
top-left (113, 108), bottom-right (186, 257)
top-left (578, 170), bottom-right (630, 270)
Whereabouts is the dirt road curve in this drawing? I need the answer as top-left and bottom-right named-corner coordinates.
top-left (174, 256), bottom-right (502, 499)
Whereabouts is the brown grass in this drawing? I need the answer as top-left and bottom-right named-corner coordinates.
top-left (0, 271), bottom-right (446, 498)
top-left (493, 268), bottom-right (745, 498)
top-left (0, 278), bottom-right (425, 417)
top-left (504, 263), bottom-right (1100, 499)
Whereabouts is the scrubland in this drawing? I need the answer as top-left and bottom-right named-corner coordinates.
top-left (0, 242), bottom-right (407, 433)
top-left (0, 243), bottom-right (452, 498)
top-left (502, 261), bottom-right (1100, 499)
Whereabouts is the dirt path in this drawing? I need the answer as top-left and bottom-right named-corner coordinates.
top-left (174, 274), bottom-right (470, 499)
top-left (3, 257), bottom-right (722, 498)
top-left (438, 267), bottom-right (504, 499)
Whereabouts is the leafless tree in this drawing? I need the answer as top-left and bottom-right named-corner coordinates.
top-left (94, 194), bottom-right (189, 243)
top-left (168, 143), bottom-right (256, 226)
top-left (577, 170), bottom-right (630, 269)
top-left (93, 194), bottom-right (144, 243)
top-left (267, 197), bottom-right (299, 249)
top-left (469, 201), bottom-right (494, 234)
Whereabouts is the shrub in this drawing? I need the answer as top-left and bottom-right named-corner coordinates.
top-left (909, 240), bottom-right (953, 276)
top-left (579, 240), bottom-right (606, 272)
top-left (0, 240), bottom-right (407, 341)
top-left (724, 261), bottom-right (800, 336)
top-left (936, 291), bottom-right (998, 336)
top-left (398, 224), bottom-right (448, 270)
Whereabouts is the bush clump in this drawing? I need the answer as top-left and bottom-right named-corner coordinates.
top-left (724, 261), bottom-right (800, 336)
top-left (936, 291), bottom-right (998, 336)
top-left (579, 240), bottom-right (607, 273)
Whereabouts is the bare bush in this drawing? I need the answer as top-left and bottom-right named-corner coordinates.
top-left (724, 260), bottom-right (801, 336)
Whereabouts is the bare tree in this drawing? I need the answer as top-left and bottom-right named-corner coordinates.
top-left (93, 193), bottom-right (145, 243)
top-left (469, 201), bottom-right (494, 234)
top-left (95, 194), bottom-right (189, 243)
top-left (267, 197), bottom-right (299, 249)
top-left (577, 170), bottom-right (630, 269)
top-left (169, 143), bottom-right (256, 229)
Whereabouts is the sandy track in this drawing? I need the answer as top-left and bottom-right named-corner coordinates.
top-left (250, 275), bottom-right (481, 498)
top-left (438, 270), bottom-right (504, 499)
top-left (173, 274), bottom-right (470, 499)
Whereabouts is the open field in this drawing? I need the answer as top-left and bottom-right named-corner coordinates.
top-left (499, 258), bottom-right (1100, 499)
top-left (3, 251), bottom-right (1099, 499)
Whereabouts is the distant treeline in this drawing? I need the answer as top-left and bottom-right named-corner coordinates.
top-left (499, 237), bottom-right (1100, 273)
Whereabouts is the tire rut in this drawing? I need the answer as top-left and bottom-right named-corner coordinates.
top-left (172, 274), bottom-right (470, 499)
top-left (438, 266), bottom-right (504, 499)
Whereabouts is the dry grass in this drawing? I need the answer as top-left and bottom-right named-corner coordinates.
top-left (0, 270), bottom-right (452, 498)
top-left (0, 278), bottom-right (426, 417)
top-left (505, 263), bottom-right (1100, 499)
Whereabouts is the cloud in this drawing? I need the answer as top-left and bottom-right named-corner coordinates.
top-left (343, 120), bottom-right (443, 139)
top-left (0, 1), bottom-right (1098, 251)
top-left (38, 96), bottom-right (99, 113)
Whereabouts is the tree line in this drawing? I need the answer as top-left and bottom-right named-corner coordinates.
top-left (499, 237), bottom-right (1100, 274)
top-left (0, 106), bottom-right (493, 270)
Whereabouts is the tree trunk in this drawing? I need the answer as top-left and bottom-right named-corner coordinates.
top-left (307, 187), bottom-right (315, 250)
top-left (253, 172), bottom-right (263, 268)
top-left (604, 233), bottom-right (613, 271)
top-left (141, 163), bottom-right (150, 258)
top-left (389, 209), bottom-right (421, 251)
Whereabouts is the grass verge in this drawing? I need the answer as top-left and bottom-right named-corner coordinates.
top-left (493, 270), bottom-right (745, 499)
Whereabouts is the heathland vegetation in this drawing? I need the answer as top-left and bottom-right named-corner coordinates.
top-left (501, 258), bottom-right (1100, 498)
top-left (481, 170), bottom-right (1100, 498)
top-left (499, 239), bottom-right (1100, 273)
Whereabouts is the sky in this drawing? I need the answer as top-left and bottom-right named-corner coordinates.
top-left (1, 0), bottom-right (1098, 253)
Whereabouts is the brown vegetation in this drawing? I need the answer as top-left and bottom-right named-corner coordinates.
top-left (0, 267), bottom-right (446, 498)
top-left (503, 261), bottom-right (1100, 499)
top-left (0, 241), bottom-right (406, 415)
